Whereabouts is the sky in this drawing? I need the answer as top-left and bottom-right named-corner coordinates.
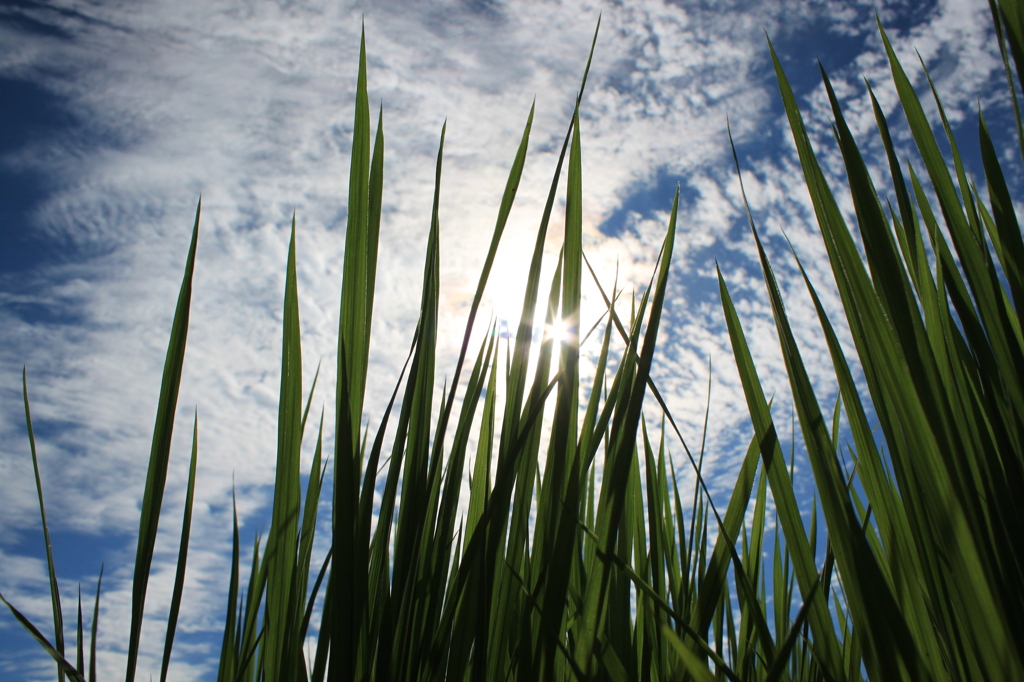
top-left (0, 0), bottom-right (1016, 679)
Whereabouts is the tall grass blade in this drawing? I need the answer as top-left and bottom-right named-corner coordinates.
top-left (990, 0), bottom-right (1024, 165)
top-left (262, 215), bottom-right (304, 681)
top-left (159, 414), bottom-right (199, 682)
top-left (979, 109), bottom-right (1024, 320)
top-left (22, 368), bottom-right (65, 682)
top-left (76, 588), bottom-right (84, 677)
top-left (534, 103), bottom-right (586, 680)
top-left (329, 24), bottom-right (380, 678)
top-left (216, 494), bottom-right (240, 682)
top-left (89, 566), bottom-right (102, 682)
top-left (995, 0), bottom-right (1024, 105)
top-left (295, 413), bottom-right (325, 642)
top-left (0, 592), bottom-right (85, 682)
top-left (125, 198), bottom-right (200, 682)
top-left (662, 625), bottom-right (717, 682)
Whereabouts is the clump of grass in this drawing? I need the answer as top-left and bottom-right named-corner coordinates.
top-left (4, 1), bottom-right (1024, 680)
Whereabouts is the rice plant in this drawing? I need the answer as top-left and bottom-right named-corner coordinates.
top-left (3, 0), bottom-right (1023, 680)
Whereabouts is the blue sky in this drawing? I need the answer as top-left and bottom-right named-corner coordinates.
top-left (0, 0), bottom-right (1015, 679)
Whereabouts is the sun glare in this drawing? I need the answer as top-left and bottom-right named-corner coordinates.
top-left (543, 318), bottom-right (571, 345)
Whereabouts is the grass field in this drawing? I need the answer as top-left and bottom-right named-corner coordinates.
top-left (4, 1), bottom-right (1024, 680)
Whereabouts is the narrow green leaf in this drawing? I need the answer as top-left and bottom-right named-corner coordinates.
top-left (89, 566), bottom-right (102, 682)
top-left (126, 198), bottom-right (199, 682)
top-left (263, 215), bottom-right (304, 681)
top-left (22, 368), bottom-right (65, 682)
top-left (216, 494), bottom-right (240, 682)
top-left (76, 588), bottom-right (84, 677)
top-left (980, 108), bottom-right (1024, 321)
top-left (662, 625), bottom-right (717, 682)
top-left (0, 591), bottom-right (86, 682)
top-left (160, 413), bottom-right (199, 682)
top-left (329, 27), bottom-right (378, 679)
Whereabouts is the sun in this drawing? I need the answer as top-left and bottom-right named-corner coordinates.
top-left (543, 318), bottom-right (571, 346)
